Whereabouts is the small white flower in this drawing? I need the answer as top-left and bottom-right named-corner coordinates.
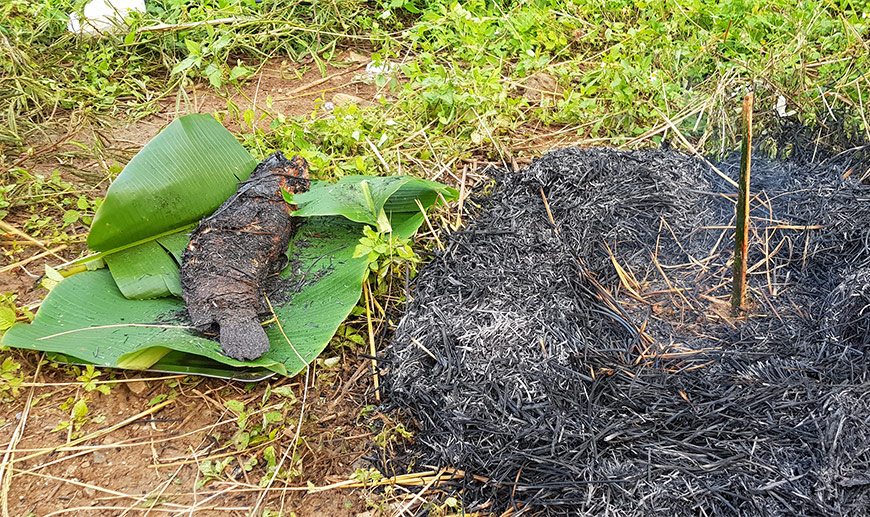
top-left (650, 70), bottom-right (659, 81)
top-left (526, 49), bottom-right (536, 57)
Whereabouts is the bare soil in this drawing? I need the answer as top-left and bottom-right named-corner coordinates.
top-left (4, 353), bottom-right (378, 516)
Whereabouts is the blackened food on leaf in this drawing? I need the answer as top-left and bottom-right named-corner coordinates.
top-left (180, 151), bottom-right (310, 361)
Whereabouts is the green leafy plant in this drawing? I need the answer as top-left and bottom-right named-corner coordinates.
top-left (0, 294), bottom-right (20, 331)
top-left (351, 467), bottom-right (383, 486)
top-left (52, 396), bottom-right (90, 439)
top-left (170, 34), bottom-right (253, 89)
top-left (330, 324), bottom-right (367, 351)
top-left (197, 455), bottom-right (236, 488)
top-left (373, 421), bottom-right (413, 448)
top-left (224, 399), bottom-right (285, 451)
top-left (354, 225), bottom-right (418, 283)
top-left (76, 364), bottom-right (112, 395)
top-left (0, 356), bottom-right (23, 401)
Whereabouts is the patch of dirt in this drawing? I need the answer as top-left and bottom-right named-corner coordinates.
top-left (3, 353), bottom-right (380, 516)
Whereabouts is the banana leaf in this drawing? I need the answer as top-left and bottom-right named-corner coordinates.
top-left (88, 114), bottom-right (257, 252)
top-left (3, 213), bottom-right (424, 377)
top-left (2, 113), bottom-right (452, 378)
top-left (87, 114), bottom-right (257, 299)
top-left (287, 175), bottom-right (458, 231)
top-left (102, 240), bottom-right (183, 300)
top-left (46, 351), bottom-right (277, 382)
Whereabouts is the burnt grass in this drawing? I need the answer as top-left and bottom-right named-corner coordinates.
top-left (383, 146), bottom-right (870, 516)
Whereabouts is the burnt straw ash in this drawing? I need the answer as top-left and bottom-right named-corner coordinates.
top-left (383, 147), bottom-right (870, 516)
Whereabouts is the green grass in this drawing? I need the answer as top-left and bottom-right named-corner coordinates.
top-left (2, 0), bottom-right (868, 157)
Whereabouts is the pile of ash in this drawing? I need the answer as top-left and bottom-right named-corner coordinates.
top-left (383, 147), bottom-right (870, 516)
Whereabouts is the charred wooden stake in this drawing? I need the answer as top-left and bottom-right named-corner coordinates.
top-left (180, 152), bottom-right (310, 361)
top-left (731, 92), bottom-right (753, 315)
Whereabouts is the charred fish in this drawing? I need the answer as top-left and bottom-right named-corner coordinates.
top-left (180, 151), bottom-right (310, 361)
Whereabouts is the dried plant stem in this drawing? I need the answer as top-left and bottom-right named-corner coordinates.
top-left (416, 199), bottom-right (443, 250)
top-left (731, 92), bottom-right (753, 315)
top-left (650, 105), bottom-right (738, 188)
top-left (284, 63), bottom-right (365, 97)
top-left (395, 468), bottom-right (448, 517)
top-left (0, 245), bottom-right (67, 274)
top-left (365, 136), bottom-right (391, 174)
top-left (540, 188), bottom-right (558, 234)
top-left (455, 164), bottom-right (468, 230)
top-left (0, 356), bottom-right (42, 517)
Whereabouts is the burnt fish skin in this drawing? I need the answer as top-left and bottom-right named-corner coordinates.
top-left (180, 152), bottom-right (310, 361)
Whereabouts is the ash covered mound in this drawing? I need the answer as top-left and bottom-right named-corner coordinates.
top-left (384, 147), bottom-right (870, 516)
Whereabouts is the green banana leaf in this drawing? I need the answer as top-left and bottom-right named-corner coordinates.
top-left (85, 113), bottom-right (456, 300)
top-left (3, 213), bottom-right (423, 377)
top-left (88, 114), bottom-right (257, 252)
top-left (287, 175), bottom-right (458, 231)
top-left (86, 114), bottom-right (257, 299)
top-left (2, 112), bottom-right (454, 378)
top-left (102, 240), bottom-right (183, 300)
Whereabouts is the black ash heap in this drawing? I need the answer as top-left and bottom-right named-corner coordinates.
top-left (385, 147), bottom-right (870, 516)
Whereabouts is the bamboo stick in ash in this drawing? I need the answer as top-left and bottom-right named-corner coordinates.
top-left (731, 92), bottom-right (753, 314)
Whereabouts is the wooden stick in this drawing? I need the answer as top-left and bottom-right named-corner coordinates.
top-left (455, 165), bottom-right (468, 230)
top-left (363, 281), bottom-right (380, 402)
top-left (0, 245), bottom-right (67, 274)
top-left (415, 199), bottom-right (444, 250)
top-left (285, 63), bottom-right (365, 97)
top-left (731, 92), bottom-right (753, 314)
top-left (0, 221), bottom-right (66, 261)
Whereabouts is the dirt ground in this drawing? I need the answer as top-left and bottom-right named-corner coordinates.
top-left (4, 356), bottom-right (379, 516)
top-left (1, 57), bottom-right (406, 517)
